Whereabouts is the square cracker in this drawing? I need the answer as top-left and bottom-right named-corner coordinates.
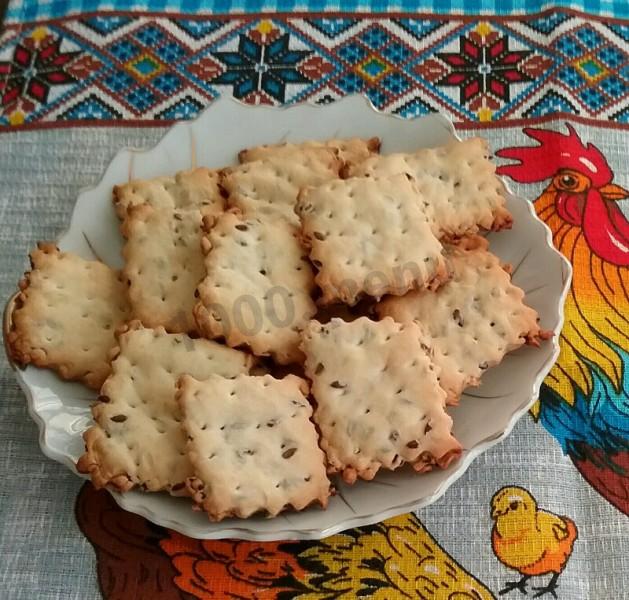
top-left (296, 174), bottom-right (448, 306)
top-left (121, 204), bottom-right (206, 333)
top-left (377, 236), bottom-right (550, 404)
top-left (178, 373), bottom-right (330, 521)
top-left (113, 167), bottom-right (223, 221)
top-left (346, 138), bottom-right (512, 238)
top-left (7, 243), bottom-right (131, 390)
top-left (222, 148), bottom-right (342, 225)
top-left (301, 317), bottom-right (462, 484)
top-left (238, 137), bottom-right (380, 166)
top-left (76, 322), bottom-right (254, 493)
top-left (194, 210), bottom-right (316, 364)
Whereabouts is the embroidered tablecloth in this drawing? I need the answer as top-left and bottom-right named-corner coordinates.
top-left (1, 1), bottom-right (628, 599)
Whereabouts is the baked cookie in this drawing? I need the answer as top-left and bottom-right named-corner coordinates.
top-left (377, 236), bottom-right (551, 403)
top-left (194, 210), bottom-right (316, 364)
top-left (301, 317), bottom-right (462, 484)
top-left (8, 243), bottom-right (131, 389)
top-left (178, 373), bottom-right (330, 520)
top-left (296, 174), bottom-right (448, 305)
top-left (121, 204), bottom-right (205, 333)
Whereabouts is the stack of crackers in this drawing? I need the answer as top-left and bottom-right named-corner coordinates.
top-left (7, 135), bottom-right (550, 521)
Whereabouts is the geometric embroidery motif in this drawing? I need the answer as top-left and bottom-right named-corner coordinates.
top-left (1, 13), bottom-right (628, 129)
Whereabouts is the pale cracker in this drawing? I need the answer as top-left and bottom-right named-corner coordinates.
top-left (194, 210), bottom-right (316, 364)
top-left (347, 137), bottom-right (512, 238)
top-left (121, 204), bottom-right (205, 333)
top-left (179, 373), bottom-right (330, 520)
top-left (113, 167), bottom-right (223, 220)
top-left (238, 137), bottom-right (380, 166)
top-left (8, 243), bottom-right (131, 390)
top-left (76, 321), bottom-right (254, 493)
top-left (296, 174), bottom-right (448, 306)
top-left (222, 148), bottom-right (342, 225)
top-left (301, 317), bottom-right (462, 484)
top-left (377, 235), bottom-right (550, 404)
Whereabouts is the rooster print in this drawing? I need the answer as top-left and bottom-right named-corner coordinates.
top-left (496, 125), bottom-right (629, 514)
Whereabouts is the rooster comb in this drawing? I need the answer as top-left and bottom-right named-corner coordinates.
top-left (495, 123), bottom-right (612, 187)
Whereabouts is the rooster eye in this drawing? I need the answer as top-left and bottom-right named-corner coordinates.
top-left (557, 173), bottom-right (578, 190)
top-left (509, 501), bottom-right (518, 510)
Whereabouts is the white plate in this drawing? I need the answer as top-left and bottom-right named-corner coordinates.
top-left (4, 96), bottom-right (571, 540)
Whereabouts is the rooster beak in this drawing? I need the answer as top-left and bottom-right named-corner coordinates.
top-left (599, 183), bottom-right (629, 201)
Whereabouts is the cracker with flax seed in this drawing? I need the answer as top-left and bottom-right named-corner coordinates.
top-left (301, 317), bottom-right (462, 484)
top-left (238, 137), bottom-right (380, 166)
top-left (8, 243), bottom-right (131, 390)
top-left (76, 321), bottom-right (254, 493)
top-left (178, 373), bottom-right (330, 521)
top-left (121, 204), bottom-right (206, 334)
top-left (222, 147), bottom-right (342, 225)
top-left (377, 235), bottom-right (551, 404)
top-left (347, 137), bottom-right (512, 238)
top-left (194, 209), bottom-right (316, 364)
top-left (296, 174), bottom-right (448, 306)
top-left (113, 167), bottom-right (223, 220)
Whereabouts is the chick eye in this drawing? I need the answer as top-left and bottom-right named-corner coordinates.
top-left (509, 501), bottom-right (519, 510)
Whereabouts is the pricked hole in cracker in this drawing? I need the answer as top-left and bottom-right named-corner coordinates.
top-left (407, 440), bottom-right (419, 449)
top-left (111, 414), bottom-right (127, 422)
top-left (313, 232), bottom-right (326, 241)
top-left (389, 431), bottom-right (399, 442)
top-left (282, 448), bottom-right (297, 459)
top-left (330, 381), bottom-right (345, 389)
top-left (235, 224), bottom-right (248, 231)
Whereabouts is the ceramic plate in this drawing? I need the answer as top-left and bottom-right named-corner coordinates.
top-left (4, 96), bottom-right (571, 540)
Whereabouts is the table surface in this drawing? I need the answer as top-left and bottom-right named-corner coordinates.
top-left (1, 2), bottom-right (628, 599)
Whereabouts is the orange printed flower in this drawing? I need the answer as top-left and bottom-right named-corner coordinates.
top-left (160, 532), bottom-right (306, 599)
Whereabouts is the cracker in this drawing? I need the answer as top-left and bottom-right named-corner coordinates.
top-left (113, 167), bottom-right (223, 221)
top-left (178, 373), bottom-right (330, 520)
top-left (76, 322), bottom-right (254, 493)
top-left (7, 243), bottom-right (131, 389)
top-left (121, 204), bottom-right (205, 333)
top-left (347, 138), bottom-right (512, 238)
top-left (301, 317), bottom-right (462, 483)
top-left (296, 174), bottom-right (448, 306)
top-left (222, 148), bottom-right (342, 225)
top-left (377, 235), bottom-right (550, 404)
top-left (238, 137), bottom-right (380, 166)
top-left (194, 210), bottom-right (316, 364)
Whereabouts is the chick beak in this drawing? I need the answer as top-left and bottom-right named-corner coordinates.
top-left (599, 183), bottom-right (629, 201)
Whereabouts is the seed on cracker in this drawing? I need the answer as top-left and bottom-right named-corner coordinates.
top-left (301, 317), bottom-right (462, 484)
top-left (377, 235), bottom-right (550, 404)
top-left (296, 174), bottom-right (448, 306)
top-left (222, 148), bottom-right (342, 225)
top-left (178, 372), bottom-right (330, 520)
top-left (113, 167), bottom-right (223, 221)
top-left (238, 137), bottom-right (380, 166)
top-left (194, 210), bottom-right (316, 364)
top-left (7, 243), bottom-right (131, 390)
top-left (347, 137), bottom-right (512, 238)
top-left (121, 204), bottom-right (206, 333)
top-left (76, 321), bottom-right (254, 493)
